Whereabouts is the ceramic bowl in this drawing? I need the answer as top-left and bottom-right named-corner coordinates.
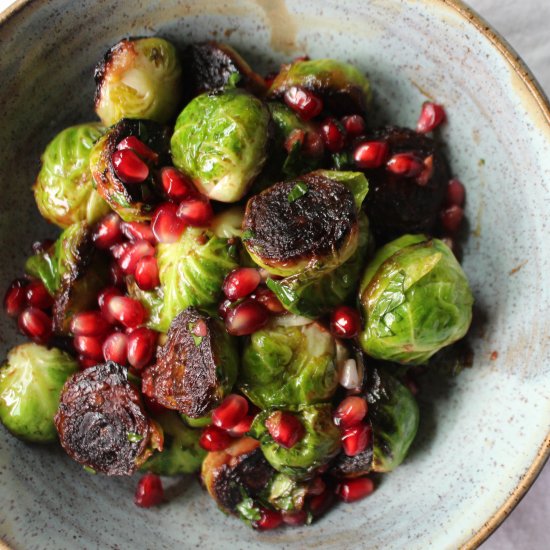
top-left (1, 0), bottom-right (549, 548)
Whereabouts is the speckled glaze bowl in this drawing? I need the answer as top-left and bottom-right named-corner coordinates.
top-left (0, 0), bottom-right (549, 548)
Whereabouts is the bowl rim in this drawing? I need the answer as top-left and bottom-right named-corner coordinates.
top-left (0, 0), bottom-right (549, 548)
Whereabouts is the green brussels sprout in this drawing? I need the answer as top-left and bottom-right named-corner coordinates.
top-left (262, 472), bottom-right (309, 512)
top-left (359, 235), bottom-right (474, 365)
top-left (95, 37), bottom-right (183, 126)
top-left (0, 343), bottom-right (78, 442)
top-left (141, 412), bottom-right (206, 475)
top-left (249, 404), bottom-right (341, 479)
top-left (33, 123), bottom-right (109, 228)
top-left (268, 58), bottom-right (372, 115)
top-left (171, 88), bottom-right (270, 202)
top-left (181, 413), bottom-right (212, 428)
top-left (25, 242), bottom-right (59, 295)
top-left (239, 322), bottom-right (339, 408)
top-left (211, 205), bottom-right (244, 239)
top-left (126, 277), bottom-right (164, 332)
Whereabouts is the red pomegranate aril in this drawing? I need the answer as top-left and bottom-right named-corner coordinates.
top-left (282, 510), bottom-right (308, 526)
top-left (337, 477), bottom-right (374, 503)
top-left (212, 394), bottom-right (249, 430)
top-left (228, 414), bottom-right (254, 437)
top-left (25, 280), bottom-right (53, 310)
top-left (160, 167), bottom-right (196, 202)
top-left (445, 178), bottom-right (466, 207)
top-left (416, 102), bottom-right (446, 134)
top-left (223, 268), bottom-right (261, 300)
top-left (334, 396), bottom-right (368, 428)
top-left (3, 280), bottom-right (28, 317)
top-left (284, 86), bottom-right (323, 120)
top-left (134, 256), bottom-right (160, 291)
top-left (284, 128), bottom-right (305, 153)
top-left (309, 490), bottom-right (334, 517)
top-left (191, 319), bottom-right (208, 338)
top-left (386, 153), bottom-right (424, 177)
top-left (117, 136), bottom-right (158, 163)
top-left (121, 221), bottom-right (156, 244)
top-left (70, 311), bottom-right (111, 337)
top-left (342, 423), bottom-right (372, 457)
top-left (308, 477), bottom-right (326, 496)
top-left (252, 288), bottom-right (285, 314)
top-left (111, 241), bottom-right (131, 261)
top-left (74, 335), bottom-right (105, 361)
top-left (112, 149), bottom-right (149, 184)
top-left (199, 425), bottom-right (234, 451)
top-left (176, 198), bottom-right (213, 227)
top-left (134, 473), bottom-right (164, 508)
top-left (78, 355), bottom-right (97, 370)
top-left (18, 307), bottom-right (52, 344)
top-left (102, 332), bottom-right (128, 365)
top-left (92, 213), bottom-right (123, 249)
top-left (225, 299), bottom-right (269, 336)
top-left (341, 114), bottom-right (366, 137)
top-left (303, 130), bottom-right (325, 157)
top-left (321, 118), bottom-right (345, 153)
top-left (152, 202), bottom-right (186, 243)
top-left (330, 305), bottom-right (360, 339)
top-left (266, 411), bottom-right (305, 449)
top-left (119, 240), bottom-right (155, 275)
top-left (98, 286), bottom-right (123, 322)
top-left (255, 509), bottom-right (283, 531)
top-left (107, 296), bottom-right (147, 329)
top-left (353, 141), bottom-right (389, 169)
top-left (109, 261), bottom-right (125, 287)
top-left (218, 298), bottom-right (234, 320)
top-left (441, 205), bottom-right (464, 234)
top-left (127, 327), bottom-right (157, 370)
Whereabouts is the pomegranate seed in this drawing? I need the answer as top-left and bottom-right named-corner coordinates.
top-left (330, 306), bottom-right (360, 339)
top-left (339, 358), bottom-right (362, 390)
top-left (93, 213), bottom-right (123, 249)
top-left (342, 423), bottom-right (372, 457)
top-left (441, 205), bottom-right (464, 233)
top-left (74, 335), bottom-right (105, 361)
top-left (341, 114), bottom-right (366, 137)
top-left (152, 202), bottom-right (185, 243)
top-left (18, 307), bottom-right (52, 344)
top-left (225, 299), bottom-right (269, 336)
top-left (353, 141), bottom-right (388, 169)
top-left (337, 477), bottom-right (374, 502)
top-left (134, 256), bottom-right (160, 290)
top-left (218, 298), bottom-right (234, 320)
top-left (321, 118), bottom-right (345, 153)
top-left (3, 279), bottom-right (28, 317)
top-left (160, 167), bottom-right (196, 202)
top-left (223, 268), bottom-right (261, 301)
top-left (191, 319), bottom-right (208, 338)
top-left (445, 178), bottom-right (465, 207)
top-left (127, 327), bottom-right (157, 370)
top-left (107, 296), bottom-right (147, 328)
top-left (102, 332), bottom-right (128, 365)
top-left (284, 86), bottom-right (323, 120)
top-left (334, 396), bottom-right (368, 428)
top-left (212, 394), bottom-right (249, 430)
top-left (255, 508), bottom-right (283, 530)
top-left (252, 288), bottom-right (285, 314)
top-left (416, 155), bottom-right (434, 186)
top-left (98, 286), bottom-right (123, 323)
top-left (78, 355), bottom-right (97, 370)
top-left (177, 198), bottom-right (213, 227)
top-left (109, 261), bottom-right (125, 287)
top-left (111, 241), bottom-right (131, 261)
top-left (228, 414), bottom-right (254, 437)
top-left (309, 490), bottom-right (334, 516)
top-left (266, 411), bottom-right (305, 449)
top-left (282, 510), bottom-right (308, 526)
top-left (284, 128), bottom-right (305, 153)
top-left (302, 130), bottom-right (325, 157)
top-left (199, 425), bottom-right (234, 451)
top-left (416, 102), bottom-right (446, 134)
top-left (117, 136), bottom-right (158, 163)
top-left (24, 280), bottom-right (52, 310)
top-left (121, 221), bottom-right (155, 244)
top-left (70, 311), bottom-right (110, 337)
top-left (386, 153), bottom-right (424, 177)
top-left (134, 473), bottom-right (164, 508)
top-left (308, 477), bottom-right (326, 496)
top-left (112, 149), bottom-right (149, 184)
top-left (119, 240), bottom-right (155, 276)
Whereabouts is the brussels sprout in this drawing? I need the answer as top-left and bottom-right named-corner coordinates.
top-left (171, 88), bottom-right (270, 202)
top-left (94, 37), bottom-right (183, 126)
top-left (239, 322), bottom-right (339, 409)
top-left (141, 412), bottom-right (205, 475)
top-left (0, 343), bottom-right (78, 442)
top-left (268, 58), bottom-right (372, 115)
top-left (249, 404), bottom-right (341, 479)
top-left (211, 205), bottom-right (245, 239)
top-left (90, 118), bottom-right (171, 222)
top-left (25, 241), bottom-right (59, 295)
top-left (33, 123), bottom-right (109, 228)
top-left (181, 413), bottom-right (212, 428)
top-left (263, 472), bottom-right (309, 512)
top-left (126, 277), bottom-right (164, 332)
top-left (359, 235), bottom-right (474, 365)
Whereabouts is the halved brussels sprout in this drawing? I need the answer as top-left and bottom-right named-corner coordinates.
top-left (170, 88), bottom-right (270, 202)
top-left (239, 322), bottom-right (339, 409)
top-left (268, 58), bottom-right (372, 115)
top-left (249, 404), bottom-right (341, 479)
top-left (359, 235), bottom-right (474, 365)
top-left (95, 37), bottom-right (183, 126)
top-left (0, 343), bottom-right (78, 443)
top-left (90, 118), bottom-right (170, 222)
top-left (33, 123), bottom-right (109, 228)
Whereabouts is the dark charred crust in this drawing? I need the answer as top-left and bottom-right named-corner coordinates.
top-left (243, 173), bottom-right (357, 265)
top-left (54, 361), bottom-right (153, 475)
top-left (362, 126), bottom-right (450, 242)
top-left (329, 445), bottom-right (373, 478)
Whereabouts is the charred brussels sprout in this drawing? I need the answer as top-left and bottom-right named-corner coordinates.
top-left (0, 344), bottom-right (78, 443)
top-left (268, 58), bottom-right (372, 116)
top-left (359, 235), bottom-right (473, 365)
top-left (33, 124), bottom-right (109, 228)
top-left (249, 404), bottom-right (341, 479)
top-left (95, 37), bottom-right (183, 126)
top-left (171, 88), bottom-right (270, 202)
top-left (239, 322), bottom-right (339, 408)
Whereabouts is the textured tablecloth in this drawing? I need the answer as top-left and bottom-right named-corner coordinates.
top-left (0, 0), bottom-right (548, 548)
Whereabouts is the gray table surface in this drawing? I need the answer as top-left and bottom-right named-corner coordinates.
top-left (0, 0), bottom-right (548, 548)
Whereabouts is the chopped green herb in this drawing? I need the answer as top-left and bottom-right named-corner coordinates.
top-left (227, 72), bottom-right (242, 88)
top-left (478, 158), bottom-right (485, 166)
top-left (127, 432), bottom-right (144, 443)
top-left (83, 465), bottom-right (96, 475)
top-left (287, 181), bottom-right (308, 203)
top-left (228, 244), bottom-right (238, 258)
top-left (241, 229), bottom-right (255, 241)
top-left (236, 497), bottom-right (261, 522)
